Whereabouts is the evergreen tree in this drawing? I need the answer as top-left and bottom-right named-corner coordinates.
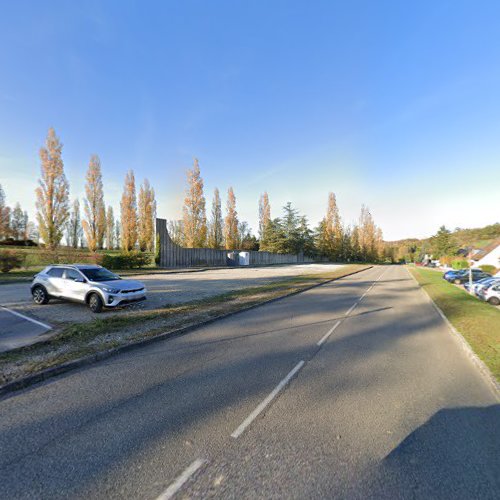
top-left (432, 225), bottom-right (457, 257)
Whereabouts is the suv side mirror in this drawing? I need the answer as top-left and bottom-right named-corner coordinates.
top-left (74, 278), bottom-right (85, 283)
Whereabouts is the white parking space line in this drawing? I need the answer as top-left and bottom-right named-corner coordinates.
top-left (155, 458), bottom-right (206, 500)
top-left (231, 360), bottom-right (305, 439)
top-left (317, 320), bottom-right (342, 346)
top-left (0, 305), bottom-right (52, 330)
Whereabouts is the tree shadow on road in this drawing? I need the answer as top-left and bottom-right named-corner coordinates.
top-left (361, 404), bottom-right (500, 499)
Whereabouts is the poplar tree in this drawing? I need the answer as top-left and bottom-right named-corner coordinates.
top-left (317, 192), bottom-right (343, 260)
top-left (67, 199), bottom-right (82, 248)
top-left (358, 205), bottom-right (377, 261)
top-left (138, 179), bottom-right (156, 251)
top-left (258, 192), bottom-right (271, 239)
top-left (0, 184), bottom-right (9, 240)
top-left (224, 187), bottom-right (239, 249)
top-left (105, 206), bottom-right (115, 249)
top-left (11, 203), bottom-right (26, 240)
top-left (35, 127), bottom-right (70, 249)
top-left (115, 220), bottom-right (121, 250)
top-left (82, 155), bottom-right (106, 252)
top-left (120, 170), bottom-right (138, 252)
top-left (183, 158), bottom-right (207, 248)
top-left (208, 187), bottom-right (223, 249)
top-left (350, 225), bottom-right (361, 261)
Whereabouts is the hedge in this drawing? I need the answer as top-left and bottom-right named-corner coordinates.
top-left (479, 264), bottom-right (497, 274)
top-left (101, 252), bottom-right (152, 269)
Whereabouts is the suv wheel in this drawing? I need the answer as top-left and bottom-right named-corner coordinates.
top-left (487, 296), bottom-right (500, 306)
top-left (32, 286), bottom-right (49, 305)
top-left (88, 293), bottom-right (104, 313)
top-left (454, 278), bottom-right (461, 284)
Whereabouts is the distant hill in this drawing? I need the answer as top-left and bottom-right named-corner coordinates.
top-left (388, 223), bottom-right (500, 249)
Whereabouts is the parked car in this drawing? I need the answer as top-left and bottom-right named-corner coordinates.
top-left (453, 270), bottom-right (491, 284)
top-left (478, 282), bottom-right (500, 306)
top-left (31, 264), bottom-right (147, 313)
top-left (444, 268), bottom-right (491, 284)
top-left (464, 277), bottom-right (500, 295)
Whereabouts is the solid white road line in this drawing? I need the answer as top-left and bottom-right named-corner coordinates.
top-left (155, 458), bottom-right (206, 500)
top-left (317, 320), bottom-right (342, 346)
top-left (231, 360), bottom-right (305, 439)
top-left (0, 305), bottom-right (52, 330)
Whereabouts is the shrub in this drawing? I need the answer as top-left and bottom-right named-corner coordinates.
top-left (451, 259), bottom-right (469, 270)
top-left (0, 250), bottom-right (25, 273)
top-left (479, 264), bottom-right (497, 274)
top-left (101, 251), bottom-right (152, 270)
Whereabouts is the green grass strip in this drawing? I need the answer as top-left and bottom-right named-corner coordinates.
top-left (410, 267), bottom-right (500, 381)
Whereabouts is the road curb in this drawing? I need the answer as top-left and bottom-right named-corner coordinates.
top-left (0, 265), bottom-right (373, 399)
top-left (407, 267), bottom-right (500, 400)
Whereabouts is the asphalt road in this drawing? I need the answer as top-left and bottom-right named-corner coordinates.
top-left (0, 266), bottom-right (498, 499)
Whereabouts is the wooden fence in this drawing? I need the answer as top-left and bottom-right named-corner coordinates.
top-left (155, 218), bottom-right (316, 268)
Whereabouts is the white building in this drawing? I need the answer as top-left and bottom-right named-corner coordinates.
top-left (472, 240), bottom-right (500, 270)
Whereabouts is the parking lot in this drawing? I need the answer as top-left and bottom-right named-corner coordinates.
top-left (0, 264), bottom-right (344, 334)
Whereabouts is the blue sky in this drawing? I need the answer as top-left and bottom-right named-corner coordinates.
top-left (1, 0), bottom-right (499, 240)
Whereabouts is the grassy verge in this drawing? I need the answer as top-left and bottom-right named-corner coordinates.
top-left (0, 264), bottom-right (371, 388)
top-left (409, 267), bottom-right (500, 381)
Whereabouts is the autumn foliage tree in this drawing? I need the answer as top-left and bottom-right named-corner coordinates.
top-left (183, 159), bottom-right (207, 248)
top-left (258, 192), bottom-right (271, 250)
top-left (0, 184), bottom-right (9, 240)
top-left (66, 199), bottom-right (82, 248)
top-left (120, 170), bottom-right (138, 252)
top-left (106, 206), bottom-right (115, 249)
top-left (358, 205), bottom-right (377, 261)
top-left (317, 192), bottom-right (343, 260)
top-left (208, 187), bottom-right (223, 249)
top-left (35, 128), bottom-right (70, 249)
top-left (138, 179), bottom-right (156, 251)
top-left (82, 155), bottom-right (106, 252)
top-left (224, 187), bottom-right (239, 249)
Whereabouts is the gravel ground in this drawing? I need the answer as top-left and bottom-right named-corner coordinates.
top-left (0, 264), bottom-right (344, 326)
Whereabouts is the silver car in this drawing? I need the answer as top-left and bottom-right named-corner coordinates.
top-left (31, 264), bottom-right (147, 313)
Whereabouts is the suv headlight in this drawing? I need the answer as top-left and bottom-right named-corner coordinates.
top-left (101, 286), bottom-right (120, 294)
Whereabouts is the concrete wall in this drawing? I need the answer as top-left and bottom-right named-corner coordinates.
top-left (156, 218), bottom-right (315, 268)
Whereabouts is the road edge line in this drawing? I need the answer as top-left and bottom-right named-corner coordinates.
top-left (0, 265), bottom-right (373, 399)
top-left (407, 267), bottom-right (500, 400)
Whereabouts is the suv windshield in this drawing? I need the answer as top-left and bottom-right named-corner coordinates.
top-left (80, 268), bottom-right (120, 282)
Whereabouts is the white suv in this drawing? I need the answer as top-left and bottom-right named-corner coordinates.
top-left (31, 264), bottom-right (147, 313)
